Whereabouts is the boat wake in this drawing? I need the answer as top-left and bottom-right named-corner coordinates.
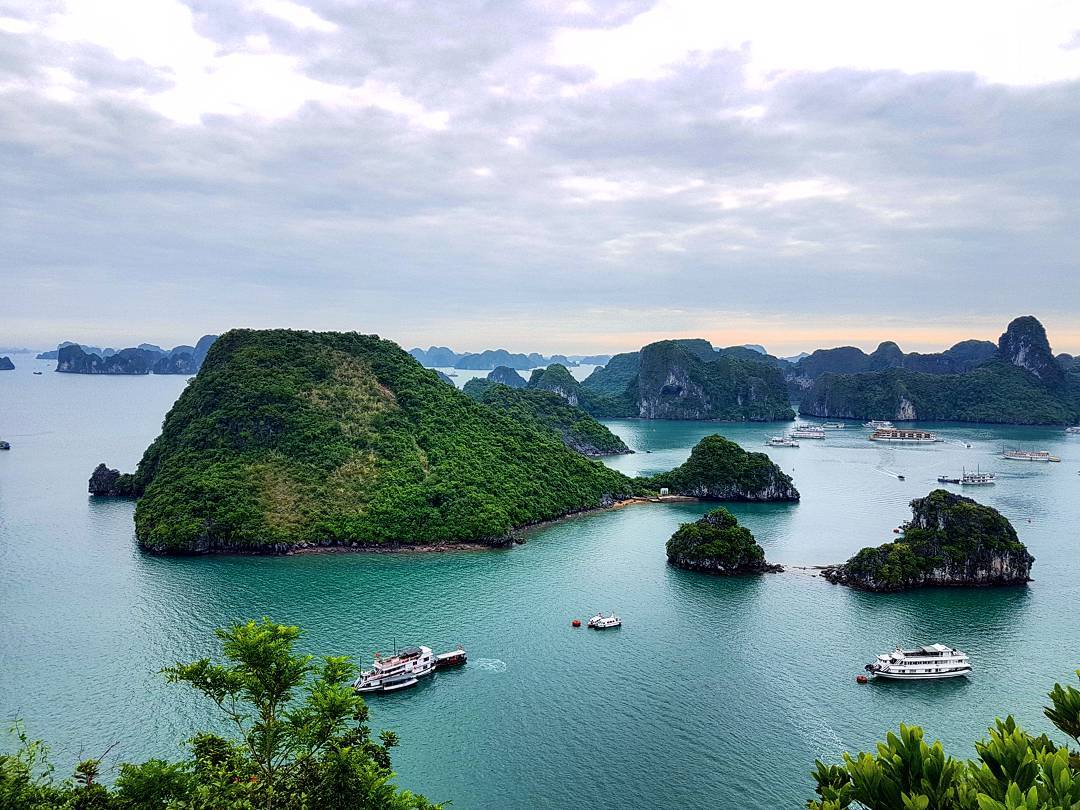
top-left (471, 658), bottom-right (507, 673)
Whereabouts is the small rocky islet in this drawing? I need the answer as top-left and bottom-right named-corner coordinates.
top-left (822, 489), bottom-right (1033, 591)
top-left (666, 508), bottom-right (782, 575)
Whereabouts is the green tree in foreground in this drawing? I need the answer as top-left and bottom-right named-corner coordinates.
top-left (0, 619), bottom-right (438, 809)
top-left (809, 670), bottom-right (1080, 810)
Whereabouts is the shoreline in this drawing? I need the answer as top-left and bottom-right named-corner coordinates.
top-left (140, 494), bottom-right (708, 558)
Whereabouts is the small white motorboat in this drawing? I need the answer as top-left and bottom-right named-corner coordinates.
top-left (587, 612), bottom-right (622, 630)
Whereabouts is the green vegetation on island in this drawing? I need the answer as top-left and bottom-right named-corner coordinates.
top-left (808, 670), bottom-right (1080, 809)
top-left (823, 490), bottom-right (1033, 591)
top-left (90, 330), bottom-right (799, 554)
top-left (647, 435), bottom-right (800, 501)
top-left (0, 619), bottom-right (437, 809)
top-left (128, 329), bottom-right (636, 553)
top-left (463, 380), bottom-right (631, 456)
top-left (666, 508), bottom-right (780, 574)
top-left (800, 316), bottom-right (1080, 424)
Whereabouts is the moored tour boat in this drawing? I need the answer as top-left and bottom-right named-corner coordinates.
top-left (789, 426), bottom-right (825, 439)
top-left (869, 428), bottom-right (942, 443)
top-left (1066, 426), bottom-right (1080, 434)
top-left (937, 474), bottom-right (961, 484)
top-left (864, 420), bottom-right (895, 430)
top-left (353, 643), bottom-right (466, 693)
top-left (822, 422), bottom-right (847, 429)
top-left (587, 612), bottom-right (622, 629)
top-left (865, 644), bottom-right (971, 680)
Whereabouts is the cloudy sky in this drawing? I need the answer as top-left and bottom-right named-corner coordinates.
top-left (2, 0), bottom-right (1080, 355)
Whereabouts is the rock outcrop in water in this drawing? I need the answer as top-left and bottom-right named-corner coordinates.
top-left (647, 435), bottom-right (799, 501)
top-left (666, 508), bottom-right (781, 574)
top-left (88, 463), bottom-right (139, 496)
top-left (822, 489), bottom-right (1033, 591)
top-left (799, 316), bottom-right (1077, 425)
top-left (0, 356), bottom-right (13, 370)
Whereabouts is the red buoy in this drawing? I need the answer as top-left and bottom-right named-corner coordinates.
top-left (856, 674), bottom-right (869, 684)
top-left (571, 619), bottom-right (581, 628)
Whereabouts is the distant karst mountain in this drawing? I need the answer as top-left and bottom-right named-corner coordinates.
top-left (52, 336), bottom-right (218, 375)
top-left (0, 356), bottom-right (14, 371)
top-left (407, 346), bottom-right (584, 370)
top-left (799, 316), bottom-right (1078, 424)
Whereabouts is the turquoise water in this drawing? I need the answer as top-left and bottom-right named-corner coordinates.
top-left (2, 356), bottom-right (1079, 808)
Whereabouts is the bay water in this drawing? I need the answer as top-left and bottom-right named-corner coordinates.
top-left (2, 355), bottom-right (1079, 808)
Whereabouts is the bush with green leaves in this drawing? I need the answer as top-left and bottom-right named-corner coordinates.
top-left (0, 619), bottom-right (438, 810)
top-left (808, 670), bottom-right (1080, 809)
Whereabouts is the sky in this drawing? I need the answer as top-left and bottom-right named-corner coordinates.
top-left (2, 0), bottom-right (1079, 356)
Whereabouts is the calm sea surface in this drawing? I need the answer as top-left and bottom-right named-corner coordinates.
top-left (2, 355), bottom-right (1079, 808)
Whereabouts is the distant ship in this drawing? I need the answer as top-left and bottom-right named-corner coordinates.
top-left (864, 420), bottom-right (895, 429)
top-left (821, 422), bottom-right (847, 429)
top-left (1066, 426), bottom-right (1080, 434)
top-left (789, 425), bottom-right (826, 439)
top-left (765, 436), bottom-right (799, 448)
top-left (869, 428), bottom-right (942, 443)
top-left (1002, 447), bottom-right (1060, 463)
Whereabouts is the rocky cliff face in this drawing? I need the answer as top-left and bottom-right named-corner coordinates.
top-left (54, 336), bottom-right (217, 375)
top-left (636, 340), bottom-right (794, 421)
top-left (666, 508), bottom-right (782, 575)
top-left (58, 345), bottom-right (157, 374)
top-left (647, 435), bottom-right (799, 501)
top-left (0, 356), bottom-right (13, 370)
top-left (822, 489), bottom-right (1033, 591)
top-left (527, 364), bottom-right (582, 406)
top-left (153, 352), bottom-right (197, 375)
top-left (997, 316), bottom-right (1064, 386)
top-left (488, 365), bottom-right (527, 388)
top-left (799, 317), bottom-right (1077, 425)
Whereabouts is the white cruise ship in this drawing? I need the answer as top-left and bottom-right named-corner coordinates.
top-left (865, 644), bottom-right (971, 680)
top-left (1002, 448), bottom-right (1060, 462)
top-left (864, 420), bottom-right (895, 429)
top-left (765, 436), bottom-right (799, 448)
top-left (789, 425), bottom-right (826, 439)
top-left (869, 427), bottom-right (942, 443)
top-left (352, 644), bottom-right (467, 693)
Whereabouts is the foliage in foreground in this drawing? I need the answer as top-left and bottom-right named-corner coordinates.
top-left (809, 670), bottom-right (1080, 809)
top-left (0, 619), bottom-right (438, 810)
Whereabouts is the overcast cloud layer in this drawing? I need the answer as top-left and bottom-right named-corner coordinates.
top-left (2, 0), bottom-right (1079, 354)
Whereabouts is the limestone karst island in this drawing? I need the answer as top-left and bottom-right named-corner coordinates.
top-left (6, 3), bottom-right (1080, 806)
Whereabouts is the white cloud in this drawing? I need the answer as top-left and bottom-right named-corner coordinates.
top-left (551, 0), bottom-right (1080, 87)
top-left (250, 0), bottom-right (338, 32)
top-left (37, 0), bottom-right (445, 128)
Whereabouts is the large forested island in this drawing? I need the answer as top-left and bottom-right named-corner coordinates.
top-left (100, 330), bottom-right (797, 555)
top-left (822, 490), bottom-right (1033, 591)
top-left (799, 316), bottom-right (1080, 424)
